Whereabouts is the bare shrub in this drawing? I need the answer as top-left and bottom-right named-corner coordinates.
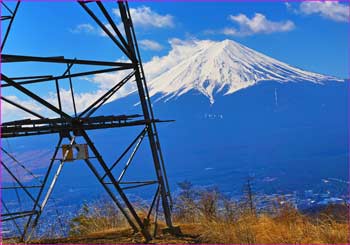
top-left (69, 199), bottom-right (126, 236)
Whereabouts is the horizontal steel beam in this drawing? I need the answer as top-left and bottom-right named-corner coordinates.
top-left (1, 16), bottom-right (12, 21)
top-left (1, 115), bottom-right (173, 138)
top-left (1, 66), bottom-right (132, 88)
top-left (2, 54), bottom-right (133, 67)
top-left (1, 185), bottom-right (42, 190)
top-left (9, 75), bottom-right (53, 80)
top-left (2, 210), bottom-right (37, 218)
top-left (2, 114), bottom-right (142, 126)
top-left (2, 211), bottom-right (38, 222)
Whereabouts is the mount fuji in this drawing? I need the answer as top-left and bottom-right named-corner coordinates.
top-left (145, 39), bottom-right (337, 104)
top-left (8, 39), bottom-right (348, 201)
top-left (94, 39), bottom-right (348, 196)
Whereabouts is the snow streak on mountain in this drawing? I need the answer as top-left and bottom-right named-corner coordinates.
top-left (144, 39), bottom-right (339, 104)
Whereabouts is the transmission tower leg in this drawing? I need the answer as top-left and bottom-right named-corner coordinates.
top-left (117, 1), bottom-right (175, 231)
top-left (80, 129), bottom-right (152, 241)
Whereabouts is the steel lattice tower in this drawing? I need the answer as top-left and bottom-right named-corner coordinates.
top-left (1, 1), bottom-right (176, 242)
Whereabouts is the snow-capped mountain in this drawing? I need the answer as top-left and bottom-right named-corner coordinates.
top-left (5, 39), bottom-right (347, 205)
top-left (145, 39), bottom-right (339, 104)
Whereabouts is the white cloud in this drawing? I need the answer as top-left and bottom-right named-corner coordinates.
top-left (81, 39), bottom-right (200, 101)
top-left (2, 86), bottom-right (135, 122)
top-left (1, 95), bottom-right (50, 122)
top-left (2, 73), bottom-right (137, 122)
top-left (139, 39), bottom-right (163, 51)
top-left (83, 39), bottom-right (201, 101)
top-left (89, 71), bottom-right (137, 96)
top-left (113, 6), bottom-right (174, 28)
top-left (225, 13), bottom-right (295, 36)
top-left (70, 22), bottom-right (121, 38)
top-left (144, 38), bottom-right (204, 79)
top-left (299, 1), bottom-right (349, 22)
top-left (70, 22), bottom-right (122, 38)
top-left (222, 27), bottom-right (238, 36)
top-left (46, 89), bottom-right (104, 114)
top-left (70, 23), bottom-right (96, 34)
top-left (72, 6), bottom-right (173, 39)
top-left (285, 2), bottom-right (292, 9)
top-left (99, 23), bottom-right (118, 37)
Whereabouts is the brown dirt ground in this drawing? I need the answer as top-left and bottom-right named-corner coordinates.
top-left (7, 224), bottom-right (202, 244)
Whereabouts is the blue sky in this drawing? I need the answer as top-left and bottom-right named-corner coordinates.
top-left (1, 1), bottom-right (349, 121)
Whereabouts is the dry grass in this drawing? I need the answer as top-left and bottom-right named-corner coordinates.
top-left (172, 183), bottom-right (349, 244)
top-left (68, 200), bottom-right (128, 236)
top-left (7, 183), bottom-right (348, 244)
top-left (62, 185), bottom-right (349, 244)
top-left (194, 211), bottom-right (349, 244)
top-left (24, 202), bottom-right (349, 244)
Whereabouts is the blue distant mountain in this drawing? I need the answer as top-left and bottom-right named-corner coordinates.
top-left (3, 39), bottom-right (348, 202)
top-left (93, 39), bottom-right (348, 196)
top-left (98, 80), bottom-right (348, 196)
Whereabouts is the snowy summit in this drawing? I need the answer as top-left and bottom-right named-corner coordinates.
top-left (144, 39), bottom-right (338, 104)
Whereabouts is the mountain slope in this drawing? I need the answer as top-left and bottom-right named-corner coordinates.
top-left (102, 39), bottom-right (347, 194)
top-left (145, 39), bottom-right (339, 103)
top-left (98, 80), bottom-right (348, 196)
top-left (4, 39), bottom-right (347, 212)
top-left (92, 39), bottom-right (348, 194)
